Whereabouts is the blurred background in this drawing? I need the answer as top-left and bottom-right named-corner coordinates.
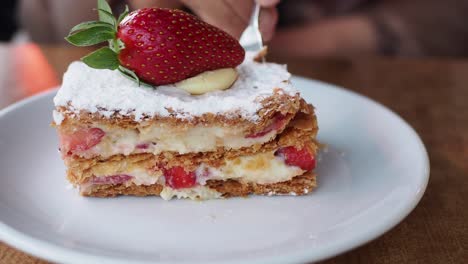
top-left (2, 0), bottom-right (468, 107)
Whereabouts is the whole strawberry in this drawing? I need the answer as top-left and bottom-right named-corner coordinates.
top-left (65, 0), bottom-right (245, 86)
top-left (118, 8), bottom-right (245, 85)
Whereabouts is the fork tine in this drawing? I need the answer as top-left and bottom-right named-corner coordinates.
top-left (239, 3), bottom-right (263, 53)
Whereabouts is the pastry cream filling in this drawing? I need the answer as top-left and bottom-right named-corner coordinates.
top-left (129, 169), bottom-right (160, 186)
top-left (196, 151), bottom-right (304, 185)
top-left (85, 125), bottom-right (277, 158)
top-left (79, 169), bottom-right (160, 194)
top-left (80, 150), bottom-right (304, 199)
top-left (160, 186), bottom-right (222, 201)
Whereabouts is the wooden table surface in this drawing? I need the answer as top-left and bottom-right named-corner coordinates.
top-left (0, 44), bottom-right (467, 263)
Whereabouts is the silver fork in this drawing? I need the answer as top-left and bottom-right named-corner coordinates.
top-left (239, 3), bottom-right (264, 53)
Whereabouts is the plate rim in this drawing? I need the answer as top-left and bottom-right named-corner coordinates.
top-left (0, 77), bottom-right (430, 264)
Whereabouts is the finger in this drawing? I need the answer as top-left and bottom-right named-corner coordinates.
top-left (269, 15), bottom-right (378, 58)
top-left (129, 0), bottom-right (184, 9)
top-left (259, 7), bottom-right (279, 42)
top-left (181, 0), bottom-right (251, 39)
top-left (256, 0), bottom-right (281, 8)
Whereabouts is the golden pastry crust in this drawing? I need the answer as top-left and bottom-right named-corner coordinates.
top-left (83, 172), bottom-right (317, 198)
top-left (54, 90), bottom-right (304, 137)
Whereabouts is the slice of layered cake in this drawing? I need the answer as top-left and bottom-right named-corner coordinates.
top-left (53, 1), bottom-right (318, 200)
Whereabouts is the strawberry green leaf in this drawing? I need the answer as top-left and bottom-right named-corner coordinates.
top-left (118, 66), bottom-right (154, 87)
top-left (97, 0), bottom-right (112, 13)
top-left (97, 8), bottom-right (116, 26)
top-left (70, 21), bottom-right (114, 34)
top-left (118, 65), bottom-right (141, 85)
top-left (97, 0), bottom-right (115, 25)
top-left (65, 26), bottom-right (115, 47)
top-left (82, 47), bottom-right (119, 70)
top-left (117, 5), bottom-right (130, 24)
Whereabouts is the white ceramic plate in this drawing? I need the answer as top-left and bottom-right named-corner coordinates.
top-left (0, 77), bottom-right (429, 264)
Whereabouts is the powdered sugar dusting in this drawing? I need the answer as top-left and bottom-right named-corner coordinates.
top-left (53, 110), bottom-right (65, 125)
top-left (54, 52), bottom-right (297, 121)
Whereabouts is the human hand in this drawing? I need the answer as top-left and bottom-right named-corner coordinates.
top-left (130, 0), bottom-right (281, 41)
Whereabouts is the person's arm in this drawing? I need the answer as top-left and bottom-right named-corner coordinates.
top-left (20, 0), bottom-right (99, 43)
top-left (371, 0), bottom-right (468, 56)
top-left (270, 0), bottom-right (468, 58)
top-left (20, 0), bottom-right (119, 43)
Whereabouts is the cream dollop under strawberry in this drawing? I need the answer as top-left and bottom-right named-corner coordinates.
top-left (174, 68), bottom-right (238, 95)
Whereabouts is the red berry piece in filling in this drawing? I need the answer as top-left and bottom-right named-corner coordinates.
top-left (246, 114), bottom-right (288, 138)
top-left (164, 166), bottom-right (196, 189)
top-left (275, 146), bottom-right (316, 171)
top-left (90, 174), bottom-right (133, 185)
top-left (60, 128), bottom-right (105, 154)
top-left (136, 143), bottom-right (149, 149)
